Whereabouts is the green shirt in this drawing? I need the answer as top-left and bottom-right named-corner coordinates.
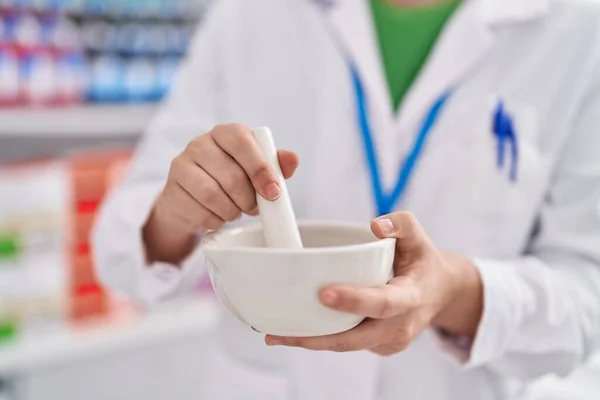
top-left (370, 0), bottom-right (460, 111)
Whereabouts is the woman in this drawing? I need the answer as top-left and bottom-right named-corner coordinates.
top-left (93, 0), bottom-right (600, 399)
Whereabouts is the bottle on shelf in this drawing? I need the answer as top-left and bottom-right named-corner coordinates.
top-left (9, 12), bottom-right (41, 50)
top-left (55, 49), bottom-right (86, 104)
top-left (145, 24), bottom-right (168, 56)
top-left (42, 16), bottom-right (82, 50)
top-left (0, 44), bottom-right (21, 106)
top-left (116, 22), bottom-right (148, 56)
top-left (87, 53), bottom-right (124, 102)
top-left (81, 20), bottom-right (118, 53)
top-left (64, 0), bottom-right (85, 15)
top-left (20, 46), bottom-right (58, 105)
top-left (123, 56), bottom-right (156, 102)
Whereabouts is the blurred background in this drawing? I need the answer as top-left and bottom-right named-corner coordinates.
top-left (0, 1), bottom-right (219, 399)
top-left (0, 0), bottom-right (598, 399)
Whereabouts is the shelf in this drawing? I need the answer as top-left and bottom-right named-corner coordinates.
top-left (0, 296), bottom-right (219, 374)
top-left (0, 105), bottom-right (158, 138)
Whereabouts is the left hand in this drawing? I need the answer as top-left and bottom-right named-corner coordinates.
top-left (265, 211), bottom-right (484, 356)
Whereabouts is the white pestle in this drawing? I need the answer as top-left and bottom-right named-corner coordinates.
top-left (251, 127), bottom-right (304, 249)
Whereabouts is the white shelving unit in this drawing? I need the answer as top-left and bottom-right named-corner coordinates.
top-left (0, 297), bottom-right (219, 375)
top-left (0, 105), bottom-right (157, 138)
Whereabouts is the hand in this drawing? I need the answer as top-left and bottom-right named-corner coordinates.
top-left (265, 212), bottom-right (483, 356)
top-left (144, 123), bottom-right (299, 264)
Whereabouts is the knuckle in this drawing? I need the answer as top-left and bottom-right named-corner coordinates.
top-left (242, 199), bottom-right (258, 214)
top-left (380, 289), bottom-right (395, 318)
top-left (214, 123), bottom-right (252, 148)
top-left (233, 131), bottom-right (254, 152)
top-left (224, 210), bottom-right (242, 222)
top-left (346, 293), bottom-right (362, 314)
top-left (371, 346), bottom-right (395, 357)
top-left (203, 217), bottom-right (225, 231)
top-left (238, 197), bottom-right (258, 213)
top-left (282, 338), bottom-right (298, 347)
top-left (159, 186), bottom-right (179, 212)
top-left (170, 154), bottom-right (187, 174)
top-left (221, 168), bottom-right (248, 191)
top-left (408, 288), bottom-right (421, 306)
top-left (198, 182), bottom-right (221, 204)
top-left (332, 340), bottom-right (349, 353)
top-left (221, 204), bottom-right (241, 221)
top-left (209, 124), bottom-right (230, 138)
top-left (186, 135), bottom-right (209, 154)
top-left (396, 341), bottom-right (411, 352)
top-left (397, 211), bottom-right (418, 230)
top-left (391, 327), bottom-right (412, 349)
top-left (178, 198), bottom-right (197, 219)
top-left (250, 161), bottom-right (271, 181)
top-left (228, 122), bottom-right (251, 135)
top-left (192, 207), bottom-right (220, 229)
top-left (381, 348), bottom-right (402, 357)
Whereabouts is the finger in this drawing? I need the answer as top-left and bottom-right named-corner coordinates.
top-left (319, 282), bottom-right (415, 319)
top-left (188, 136), bottom-right (256, 214)
top-left (164, 181), bottom-right (225, 230)
top-left (278, 150), bottom-right (299, 179)
top-left (211, 124), bottom-right (281, 201)
top-left (370, 343), bottom-right (408, 357)
top-left (371, 211), bottom-right (430, 253)
top-left (174, 156), bottom-right (242, 222)
top-left (265, 319), bottom-right (385, 352)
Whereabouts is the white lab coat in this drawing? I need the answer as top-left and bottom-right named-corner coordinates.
top-left (93, 0), bottom-right (600, 399)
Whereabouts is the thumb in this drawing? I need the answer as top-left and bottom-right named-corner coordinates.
top-left (371, 211), bottom-right (431, 254)
top-left (277, 150), bottom-right (300, 179)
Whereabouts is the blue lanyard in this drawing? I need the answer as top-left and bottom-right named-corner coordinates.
top-left (350, 64), bottom-right (452, 216)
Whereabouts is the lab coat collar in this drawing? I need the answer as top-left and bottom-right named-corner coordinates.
top-left (319, 0), bottom-right (551, 136)
top-left (481, 0), bottom-right (550, 25)
top-left (316, 0), bottom-right (550, 25)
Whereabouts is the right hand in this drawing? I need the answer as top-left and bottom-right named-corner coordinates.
top-left (154, 123), bottom-right (300, 233)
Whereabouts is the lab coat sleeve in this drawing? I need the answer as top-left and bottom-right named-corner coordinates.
top-left (437, 68), bottom-right (600, 381)
top-left (92, 2), bottom-right (229, 304)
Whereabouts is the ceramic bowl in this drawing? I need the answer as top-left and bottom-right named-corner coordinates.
top-left (202, 221), bottom-right (396, 337)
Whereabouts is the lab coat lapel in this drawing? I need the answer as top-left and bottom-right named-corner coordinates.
top-left (395, 0), bottom-right (494, 132)
top-left (326, 0), bottom-right (394, 131)
top-left (397, 0), bottom-right (550, 132)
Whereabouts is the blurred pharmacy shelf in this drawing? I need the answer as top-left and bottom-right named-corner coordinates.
top-left (0, 296), bottom-right (219, 375)
top-left (0, 105), bottom-right (157, 138)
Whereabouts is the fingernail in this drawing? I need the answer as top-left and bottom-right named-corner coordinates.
top-left (322, 290), bottom-right (338, 306)
top-left (378, 219), bottom-right (395, 235)
top-left (265, 183), bottom-right (281, 200)
top-left (268, 338), bottom-right (284, 346)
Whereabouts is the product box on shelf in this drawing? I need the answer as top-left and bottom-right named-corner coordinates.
top-left (0, 149), bottom-right (136, 345)
top-left (0, 159), bottom-right (70, 341)
top-left (67, 149), bottom-right (131, 320)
